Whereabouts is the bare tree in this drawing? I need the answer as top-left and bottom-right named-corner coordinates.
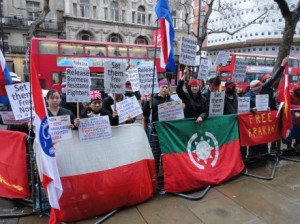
top-left (28, 0), bottom-right (50, 38)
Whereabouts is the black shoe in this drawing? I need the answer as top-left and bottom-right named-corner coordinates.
top-left (281, 148), bottom-right (296, 156)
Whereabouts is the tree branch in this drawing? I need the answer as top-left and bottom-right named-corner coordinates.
top-left (273, 0), bottom-right (290, 17)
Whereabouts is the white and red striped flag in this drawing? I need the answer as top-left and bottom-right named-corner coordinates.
top-left (30, 49), bottom-right (63, 210)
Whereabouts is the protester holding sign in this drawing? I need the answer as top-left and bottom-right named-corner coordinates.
top-left (60, 82), bottom-right (80, 116)
top-left (176, 74), bottom-right (207, 123)
top-left (224, 81), bottom-right (238, 115)
top-left (142, 80), bottom-right (173, 125)
top-left (80, 90), bottom-right (119, 126)
top-left (46, 90), bottom-right (80, 129)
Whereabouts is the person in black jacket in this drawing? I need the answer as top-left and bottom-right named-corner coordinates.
top-left (80, 90), bottom-right (119, 126)
top-left (142, 80), bottom-right (173, 124)
top-left (260, 56), bottom-right (289, 110)
top-left (176, 75), bottom-right (207, 123)
top-left (224, 81), bottom-right (238, 114)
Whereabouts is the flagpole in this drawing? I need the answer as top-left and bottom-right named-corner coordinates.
top-left (151, 19), bottom-right (160, 107)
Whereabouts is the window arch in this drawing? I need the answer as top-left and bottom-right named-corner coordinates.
top-left (110, 1), bottom-right (119, 21)
top-left (79, 30), bottom-right (93, 41)
top-left (137, 5), bottom-right (146, 24)
top-left (135, 36), bottom-right (148, 45)
top-left (108, 33), bottom-right (123, 43)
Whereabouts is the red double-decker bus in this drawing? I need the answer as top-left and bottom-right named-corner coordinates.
top-left (217, 53), bottom-right (300, 92)
top-left (30, 37), bottom-right (164, 92)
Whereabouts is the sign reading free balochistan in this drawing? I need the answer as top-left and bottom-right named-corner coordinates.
top-left (66, 67), bottom-right (90, 103)
top-left (5, 82), bottom-right (33, 120)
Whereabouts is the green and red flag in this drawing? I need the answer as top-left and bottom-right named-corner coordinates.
top-left (155, 115), bottom-right (244, 193)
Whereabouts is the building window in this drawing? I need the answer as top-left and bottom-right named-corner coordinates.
top-left (26, 1), bottom-right (40, 21)
top-left (121, 10), bottom-right (125, 22)
top-left (104, 8), bottom-right (108, 20)
top-left (148, 14), bottom-right (152, 26)
top-left (93, 6), bottom-right (97, 19)
top-left (137, 6), bottom-right (146, 25)
top-left (80, 31), bottom-right (93, 41)
top-left (132, 12), bottom-right (135, 23)
top-left (172, 11), bottom-right (177, 28)
top-left (73, 3), bottom-right (77, 17)
top-left (135, 36), bottom-right (148, 45)
top-left (108, 33), bottom-right (122, 43)
top-left (110, 1), bottom-right (119, 21)
top-left (272, 47), bottom-right (275, 51)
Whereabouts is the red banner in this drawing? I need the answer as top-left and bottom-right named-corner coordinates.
top-left (0, 130), bottom-right (30, 198)
top-left (238, 111), bottom-right (280, 147)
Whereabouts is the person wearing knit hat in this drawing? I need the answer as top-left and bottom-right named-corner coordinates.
top-left (176, 74), bottom-right (207, 123)
top-left (224, 81), bottom-right (238, 114)
top-left (249, 80), bottom-right (263, 93)
top-left (80, 90), bottom-right (119, 126)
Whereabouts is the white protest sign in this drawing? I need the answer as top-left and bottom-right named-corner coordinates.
top-left (72, 58), bottom-right (89, 68)
top-left (209, 91), bottom-right (225, 116)
top-left (256, 94), bottom-right (269, 111)
top-left (179, 36), bottom-right (198, 66)
top-left (0, 111), bottom-right (30, 124)
top-left (138, 66), bottom-right (159, 94)
top-left (214, 51), bottom-right (231, 67)
top-left (232, 59), bottom-right (247, 82)
top-left (158, 100), bottom-right (184, 121)
top-left (238, 97), bottom-right (250, 114)
top-left (104, 61), bottom-right (126, 94)
top-left (170, 94), bottom-right (180, 101)
top-left (116, 96), bottom-right (142, 123)
top-left (5, 82), bottom-right (33, 120)
top-left (197, 59), bottom-right (211, 81)
top-left (78, 116), bottom-right (112, 142)
top-left (127, 68), bottom-right (140, 91)
top-left (66, 67), bottom-right (90, 102)
top-left (48, 115), bottom-right (73, 143)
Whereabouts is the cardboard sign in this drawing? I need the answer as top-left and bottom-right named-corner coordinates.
top-left (5, 82), bottom-right (33, 120)
top-left (158, 100), bottom-right (184, 121)
top-left (179, 37), bottom-right (197, 66)
top-left (104, 61), bottom-right (126, 94)
top-left (66, 67), bottom-right (91, 102)
top-left (48, 115), bottom-right (73, 143)
top-left (209, 91), bottom-right (225, 116)
top-left (78, 116), bottom-right (112, 142)
top-left (116, 96), bottom-right (142, 123)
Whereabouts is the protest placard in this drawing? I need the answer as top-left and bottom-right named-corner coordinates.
top-left (138, 66), bottom-right (159, 94)
top-left (78, 116), bottom-right (112, 142)
top-left (238, 97), bottom-right (250, 114)
top-left (197, 59), bottom-right (211, 81)
top-left (66, 67), bottom-right (90, 102)
top-left (115, 96), bottom-right (142, 123)
top-left (179, 37), bottom-right (197, 66)
top-left (214, 51), bottom-right (231, 67)
top-left (209, 91), bottom-right (225, 116)
top-left (0, 111), bottom-right (30, 125)
top-left (256, 94), bottom-right (269, 111)
top-left (104, 61), bottom-right (126, 94)
top-left (170, 94), bottom-right (180, 101)
top-left (232, 59), bottom-right (247, 82)
top-left (127, 68), bottom-right (140, 91)
top-left (48, 115), bottom-right (73, 143)
top-left (158, 100), bottom-right (184, 121)
top-left (72, 58), bottom-right (89, 68)
top-left (5, 82), bottom-right (33, 120)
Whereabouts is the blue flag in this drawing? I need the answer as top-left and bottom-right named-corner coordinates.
top-left (155, 0), bottom-right (176, 73)
top-left (0, 50), bottom-right (12, 105)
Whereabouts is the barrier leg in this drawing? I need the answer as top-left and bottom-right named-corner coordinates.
top-left (94, 209), bottom-right (120, 224)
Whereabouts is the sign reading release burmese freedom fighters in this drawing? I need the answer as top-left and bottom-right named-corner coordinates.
top-left (138, 66), bottom-right (159, 94)
top-left (5, 82), bottom-right (33, 120)
top-left (104, 60), bottom-right (126, 94)
top-left (179, 37), bottom-right (197, 66)
top-left (66, 67), bottom-right (90, 102)
top-left (232, 59), bottom-right (247, 82)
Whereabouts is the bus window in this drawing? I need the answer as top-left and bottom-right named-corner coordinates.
top-left (108, 45), bottom-right (128, 57)
top-left (266, 58), bottom-right (275, 66)
top-left (60, 43), bottom-right (83, 55)
top-left (290, 75), bottom-right (299, 83)
top-left (247, 56), bottom-right (256, 65)
top-left (148, 47), bottom-right (160, 58)
top-left (128, 46), bottom-right (147, 58)
top-left (226, 56), bottom-right (232, 65)
top-left (219, 71), bottom-right (231, 78)
top-left (236, 56), bottom-right (246, 62)
top-left (256, 57), bottom-right (265, 66)
top-left (38, 41), bottom-right (58, 54)
top-left (289, 59), bottom-right (299, 68)
top-left (52, 72), bottom-right (60, 84)
top-left (85, 45), bottom-right (106, 56)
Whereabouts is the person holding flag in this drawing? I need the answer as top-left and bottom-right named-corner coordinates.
top-left (155, 0), bottom-right (176, 74)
